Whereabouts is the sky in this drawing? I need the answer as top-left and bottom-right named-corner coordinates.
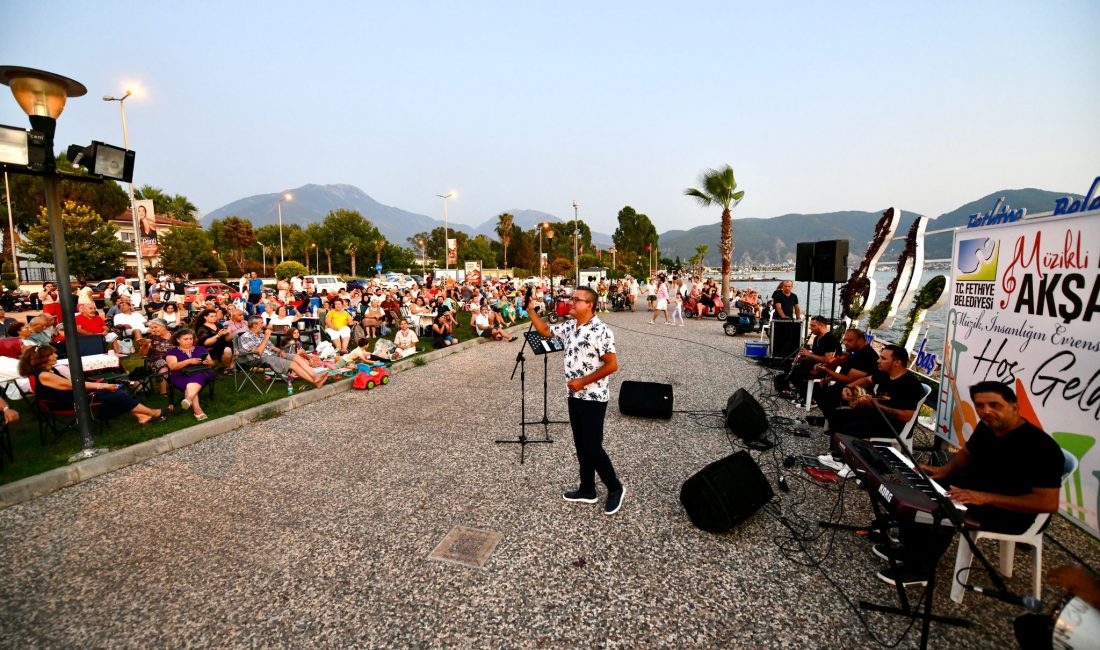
top-left (1, 1), bottom-right (1097, 234)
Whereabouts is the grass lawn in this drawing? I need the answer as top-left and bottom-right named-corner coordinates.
top-left (0, 308), bottom-right (526, 486)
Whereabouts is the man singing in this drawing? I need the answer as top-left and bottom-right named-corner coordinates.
top-left (527, 286), bottom-right (625, 516)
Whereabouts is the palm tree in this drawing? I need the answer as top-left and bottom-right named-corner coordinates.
top-left (694, 244), bottom-right (709, 275)
top-left (345, 240), bottom-right (359, 277)
top-left (684, 165), bottom-right (745, 309)
top-left (374, 239), bottom-right (386, 276)
top-left (495, 213), bottom-right (514, 269)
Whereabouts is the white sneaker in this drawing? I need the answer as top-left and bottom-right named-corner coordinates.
top-left (817, 454), bottom-right (844, 471)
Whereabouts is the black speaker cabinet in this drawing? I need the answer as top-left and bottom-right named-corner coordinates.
top-left (795, 242), bottom-right (816, 282)
top-left (680, 451), bottom-right (774, 533)
top-left (725, 389), bottom-right (768, 439)
top-left (812, 239), bottom-right (849, 284)
top-left (619, 381), bottom-right (674, 419)
top-left (770, 319), bottom-right (803, 359)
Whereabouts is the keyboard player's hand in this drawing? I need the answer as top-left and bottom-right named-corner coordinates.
top-left (945, 487), bottom-right (991, 506)
top-left (919, 463), bottom-right (948, 481)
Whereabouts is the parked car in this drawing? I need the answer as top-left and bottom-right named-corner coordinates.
top-left (345, 278), bottom-right (373, 292)
top-left (304, 275), bottom-right (345, 294)
top-left (183, 282), bottom-right (242, 305)
top-left (381, 273), bottom-right (416, 291)
top-left (90, 278), bottom-right (141, 307)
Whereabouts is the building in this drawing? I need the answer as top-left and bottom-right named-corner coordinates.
top-left (109, 208), bottom-right (194, 273)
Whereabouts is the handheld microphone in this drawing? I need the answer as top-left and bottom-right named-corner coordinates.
top-left (962, 583), bottom-right (1043, 613)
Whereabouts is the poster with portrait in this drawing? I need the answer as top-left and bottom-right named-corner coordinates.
top-left (936, 208), bottom-right (1100, 537)
top-left (135, 199), bottom-right (158, 257)
top-left (465, 260), bottom-right (482, 286)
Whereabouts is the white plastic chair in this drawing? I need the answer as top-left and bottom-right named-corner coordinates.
top-left (759, 309), bottom-right (775, 341)
top-left (950, 448), bottom-right (1078, 604)
top-left (804, 364), bottom-right (840, 412)
top-left (867, 383), bottom-right (933, 453)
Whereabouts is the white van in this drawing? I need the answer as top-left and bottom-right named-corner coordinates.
top-left (304, 275), bottom-right (344, 294)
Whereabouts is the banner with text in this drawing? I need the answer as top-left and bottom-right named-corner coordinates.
top-left (937, 209), bottom-right (1100, 537)
top-left (465, 260), bottom-right (482, 286)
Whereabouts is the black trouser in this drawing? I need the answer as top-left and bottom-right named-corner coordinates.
top-left (787, 361), bottom-right (820, 399)
top-left (248, 293), bottom-right (261, 304)
top-left (567, 397), bottom-right (621, 493)
top-left (827, 408), bottom-right (905, 452)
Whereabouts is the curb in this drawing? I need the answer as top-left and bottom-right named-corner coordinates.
top-left (0, 323), bottom-right (529, 509)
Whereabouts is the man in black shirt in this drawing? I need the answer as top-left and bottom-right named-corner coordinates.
top-left (823, 344), bottom-right (926, 442)
top-left (786, 315), bottom-right (841, 403)
top-left (813, 328), bottom-right (879, 414)
top-left (876, 381), bottom-right (1064, 587)
top-left (771, 280), bottom-right (800, 321)
top-left (921, 381), bottom-right (1064, 534)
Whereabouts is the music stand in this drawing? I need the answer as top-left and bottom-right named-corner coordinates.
top-left (495, 328), bottom-right (566, 463)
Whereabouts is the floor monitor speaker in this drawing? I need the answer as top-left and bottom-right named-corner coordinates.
top-left (619, 381), bottom-right (674, 419)
top-left (812, 239), bottom-right (849, 284)
top-left (795, 242), bottom-right (816, 282)
top-left (725, 389), bottom-right (768, 440)
top-left (680, 451), bottom-right (774, 533)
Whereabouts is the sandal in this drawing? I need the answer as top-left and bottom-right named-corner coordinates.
top-left (194, 413), bottom-right (208, 422)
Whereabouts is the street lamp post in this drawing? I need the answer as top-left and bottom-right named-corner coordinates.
top-left (546, 227), bottom-right (555, 297)
top-left (277, 192), bottom-right (292, 263)
top-left (259, 242), bottom-right (269, 276)
top-left (436, 192), bottom-right (452, 273)
top-left (3, 171), bottom-right (16, 279)
top-left (608, 247), bottom-right (616, 278)
top-left (572, 200), bottom-right (579, 287)
top-left (310, 242), bottom-right (317, 274)
top-left (418, 238), bottom-right (426, 276)
top-left (102, 87), bottom-right (145, 298)
top-left (1, 66), bottom-right (103, 459)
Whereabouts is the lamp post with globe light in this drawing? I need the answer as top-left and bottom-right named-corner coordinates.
top-left (0, 66), bottom-right (104, 458)
top-left (436, 192), bottom-right (453, 273)
top-left (546, 227), bottom-right (555, 298)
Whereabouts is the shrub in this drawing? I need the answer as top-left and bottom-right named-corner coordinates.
top-left (275, 261), bottom-right (307, 280)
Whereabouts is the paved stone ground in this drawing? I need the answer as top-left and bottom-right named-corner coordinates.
top-left (1, 309), bottom-right (1098, 648)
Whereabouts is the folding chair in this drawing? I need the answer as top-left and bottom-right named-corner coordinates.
top-left (23, 376), bottom-right (104, 446)
top-left (232, 334), bottom-right (292, 394)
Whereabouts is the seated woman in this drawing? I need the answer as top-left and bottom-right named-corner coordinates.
top-left (361, 301), bottom-right (385, 339)
top-left (324, 298), bottom-right (352, 354)
top-left (144, 318), bottom-right (175, 396)
top-left (19, 345), bottom-right (168, 425)
top-left (158, 302), bottom-right (183, 331)
top-left (264, 304), bottom-right (301, 352)
top-left (0, 321), bottom-right (27, 359)
top-left (392, 320), bottom-right (419, 359)
top-left (194, 308), bottom-right (235, 371)
top-left (165, 328), bottom-right (217, 421)
top-left (238, 317), bottom-right (329, 389)
top-left (431, 312), bottom-right (456, 349)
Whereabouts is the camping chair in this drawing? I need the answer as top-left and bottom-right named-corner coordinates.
top-left (950, 448), bottom-right (1078, 604)
top-left (232, 334), bottom-right (292, 394)
top-left (167, 365), bottom-right (217, 410)
top-left (23, 375), bottom-right (104, 446)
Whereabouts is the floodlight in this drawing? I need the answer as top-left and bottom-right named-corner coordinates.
top-left (66, 141), bottom-right (135, 182)
top-left (0, 124), bottom-right (28, 166)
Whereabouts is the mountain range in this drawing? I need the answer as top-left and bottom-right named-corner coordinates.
top-left (203, 184), bottom-right (1080, 265)
top-left (203, 185), bottom-right (614, 247)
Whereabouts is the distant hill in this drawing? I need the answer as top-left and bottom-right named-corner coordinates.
top-left (659, 188), bottom-right (1080, 266)
top-left (203, 183), bottom-right (1081, 263)
top-left (202, 184), bottom-right (469, 243)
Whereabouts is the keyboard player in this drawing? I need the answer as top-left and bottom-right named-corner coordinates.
top-left (876, 381), bottom-right (1064, 587)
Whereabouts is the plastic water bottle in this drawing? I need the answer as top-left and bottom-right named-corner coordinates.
top-left (287, 383), bottom-right (294, 395)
